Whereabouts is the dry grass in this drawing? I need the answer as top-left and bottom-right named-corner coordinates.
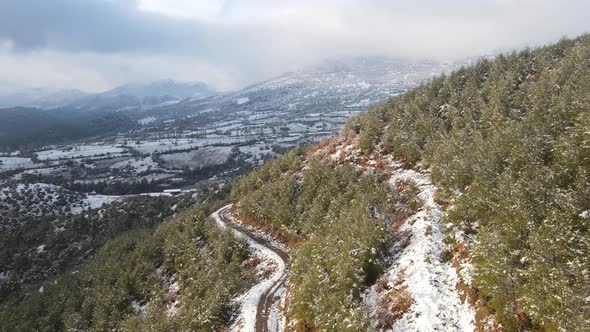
top-left (425, 224), bottom-right (433, 236)
top-left (451, 242), bottom-right (476, 305)
top-left (393, 268), bottom-right (406, 287)
top-left (396, 229), bottom-right (413, 249)
top-left (241, 255), bottom-right (260, 269)
top-left (374, 155), bottom-right (384, 168)
top-left (456, 278), bottom-right (478, 306)
top-left (388, 211), bottom-right (402, 233)
top-left (389, 287), bottom-right (413, 318)
top-left (305, 148), bottom-right (319, 159)
top-left (390, 208), bottom-right (410, 229)
top-left (513, 305), bottom-right (534, 332)
top-left (380, 287), bottom-right (413, 328)
top-left (317, 138), bottom-right (331, 149)
top-left (375, 275), bottom-right (390, 293)
top-left (338, 150), bottom-right (346, 164)
top-left (451, 242), bottom-right (469, 272)
top-left (327, 145), bottom-right (337, 155)
top-left (388, 191), bottom-right (420, 250)
top-left (474, 305), bottom-right (502, 332)
top-left (382, 144), bottom-right (393, 154)
top-left (449, 241), bottom-right (505, 332)
top-left (376, 269), bottom-right (413, 329)
top-left (344, 134), bottom-right (354, 146)
top-left (231, 206), bottom-right (301, 248)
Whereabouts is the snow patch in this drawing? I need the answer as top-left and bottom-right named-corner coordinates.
top-left (235, 97), bottom-right (250, 105)
top-left (138, 116), bottom-right (157, 125)
top-left (132, 300), bottom-right (148, 317)
top-left (72, 194), bottom-right (121, 214)
top-left (0, 157), bottom-right (35, 170)
top-left (36, 145), bottom-right (125, 161)
top-left (364, 164), bottom-right (475, 331)
top-left (110, 156), bottom-right (159, 174)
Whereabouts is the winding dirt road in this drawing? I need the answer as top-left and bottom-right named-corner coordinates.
top-left (213, 204), bottom-right (289, 332)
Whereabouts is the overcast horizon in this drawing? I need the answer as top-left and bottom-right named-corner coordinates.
top-left (0, 0), bottom-right (589, 92)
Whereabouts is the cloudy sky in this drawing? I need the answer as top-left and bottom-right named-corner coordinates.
top-left (0, 0), bottom-right (588, 92)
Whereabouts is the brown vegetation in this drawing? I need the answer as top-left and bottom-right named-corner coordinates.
top-left (231, 205), bottom-right (301, 248)
top-left (424, 224), bottom-right (433, 236)
top-left (450, 241), bottom-right (503, 332)
top-left (376, 269), bottom-right (413, 329)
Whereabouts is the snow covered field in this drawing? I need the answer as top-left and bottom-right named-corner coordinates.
top-left (72, 194), bottom-right (121, 214)
top-left (159, 146), bottom-right (234, 170)
top-left (0, 182), bottom-right (120, 216)
top-left (36, 145), bottom-right (126, 160)
top-left (124, 138), bottom-right (237, 154)
top-left (235, 97), bottom-right (250, 105)
top-left (110, 156), bottom-right (159, 174)
top-left (0, 156), bottom-right (35, 170)
top-left (138, 116), bottom-right (156, 125)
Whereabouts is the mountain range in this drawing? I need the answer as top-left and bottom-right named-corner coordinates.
top-left (0, 80), bottom-right (214, 110)
top-left (0, 57), bottom-right (459, 150)
top-left (2, 36), bottom-right (589, 332)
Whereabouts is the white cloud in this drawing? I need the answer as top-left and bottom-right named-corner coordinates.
top-left (0, 50), bottom-right (249, 92)
top-left (0, 0), bottom-right (588, 91)
top-left (137, 0), bottom-right (227, 21)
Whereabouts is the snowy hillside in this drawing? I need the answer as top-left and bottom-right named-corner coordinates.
top-left (0, 88), bottom-right (90, 109)
top-left (101, 79), bottom-right (214, 101)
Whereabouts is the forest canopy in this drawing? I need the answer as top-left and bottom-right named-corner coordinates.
top-left (348, 35), bottom-right (590, 331)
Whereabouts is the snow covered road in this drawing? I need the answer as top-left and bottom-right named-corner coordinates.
top-left (212, 204), bottom-right (289, 332)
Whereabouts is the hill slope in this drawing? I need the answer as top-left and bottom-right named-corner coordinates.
top-left (1, 36), bottom-right (589, 332)
top-left (349, 35), bottom-right (590, 331)
top-left (0, 106), bottom-right (136, 149)
top-left (0, 189), bottom-right (258, 332)
top-left (230, 35), bottom-right (590, 331)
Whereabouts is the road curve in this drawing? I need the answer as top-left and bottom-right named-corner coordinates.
top-left (212, 204), bottom-right (289, 332)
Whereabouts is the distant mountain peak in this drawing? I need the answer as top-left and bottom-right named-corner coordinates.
top-left (0, 88), bottom-right (91, 109)
top-left (104, 80), bottom-right (214, 100)
top-left (0, 80), bottom-right (218, 111)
